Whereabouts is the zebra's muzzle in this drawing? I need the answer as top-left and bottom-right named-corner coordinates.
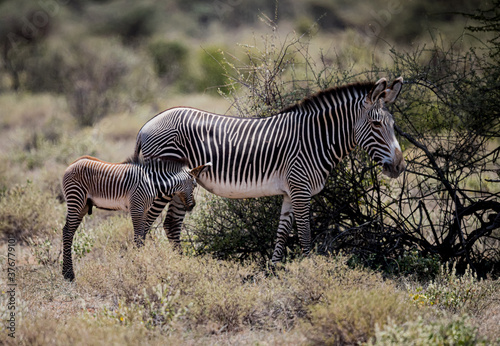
top-left (382, 149), bottom-right (406, 178)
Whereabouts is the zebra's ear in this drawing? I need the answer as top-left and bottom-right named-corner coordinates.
top-left (369, 78), bottom-right (388, 104)
top-left (190, 162), bottom-right (212, 178)
top-left (383, 77), bottom-right (403, 104)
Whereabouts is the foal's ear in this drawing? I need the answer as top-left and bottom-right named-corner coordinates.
top-left (369, 78), bottom-right (388, 104)
top-left (190, 162), bottom-right (212, 178)
top-left (383, 77), bottom-right (403, 104)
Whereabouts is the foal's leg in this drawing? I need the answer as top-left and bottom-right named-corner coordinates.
top-left (130, 198), bottom-right (147, 247)
top-left (141, 196), bottom-right (170, 241)
top-left (62, 195), bottom-right (88, 281)
top-left (163, 194), bottom-right (186, 252)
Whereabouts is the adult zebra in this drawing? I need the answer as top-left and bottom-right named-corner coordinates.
top-left (134, 77), bottom-right (406, 262)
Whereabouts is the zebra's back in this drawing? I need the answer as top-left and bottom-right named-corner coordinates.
top-left (137, 107), bottom-right (299, 198)
top-left (63, 157), bottom-right (144, 211)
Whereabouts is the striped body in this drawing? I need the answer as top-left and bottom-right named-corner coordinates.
top-left (61, 155), bottom-right (209, 281)
top-left (134, 78), bottom-right (406, 262)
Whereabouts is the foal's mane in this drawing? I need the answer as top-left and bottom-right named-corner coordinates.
top-left (279, 81), bottom-right (375, 114)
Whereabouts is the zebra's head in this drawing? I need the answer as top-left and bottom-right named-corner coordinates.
top-left (176, 162), bottom-right (212, 211)
top-left (356, 77), bottom-right (406, 178)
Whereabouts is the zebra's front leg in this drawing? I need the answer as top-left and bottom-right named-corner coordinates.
top-left (163, 194), bottom-right (186, 253)
top-left (271, 195), bottom-right (294, 263)
top-left (291, 194), bottom-right (312, 257)
top-left (141, 197), bottom-right (170, 241)
top-left (130, 201), bottom-right (147, 247)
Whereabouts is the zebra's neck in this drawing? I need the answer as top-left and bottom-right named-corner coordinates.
top-left (281, 83), bottom-right (371, 174)
top-left (144, 160), bottom-right (184, 196)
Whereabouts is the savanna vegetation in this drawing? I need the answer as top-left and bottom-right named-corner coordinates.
top-left (0, 0), bottom-right (499, 344)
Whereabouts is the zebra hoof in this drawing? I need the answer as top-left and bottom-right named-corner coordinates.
top-left (63, 270), bottom-right (75, 282)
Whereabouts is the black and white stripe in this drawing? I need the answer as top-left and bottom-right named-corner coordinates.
top-left (61, 155), bottom-right (209, 281)
top-left (134, 78), bottom-right (406, 262)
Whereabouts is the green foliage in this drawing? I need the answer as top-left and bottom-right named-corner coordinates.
top-left (102, 284), bottom-right (189, 331)
top-left (148, 40), bottom-right (189, 81)
top-left (18, 45), bottom-right (67, 93)
top-left (27, 231), bottom-right (60, 266)
top-left (198, 47), bottom-right (231, 95)
top-left (71, 222), bottom-right (95, 260)
top-left (393, 249), bottom-right (440, 281)
top-left (186, 195), bottom-right (283, 262)
top-left (94, 3), bottom-right (158, 43)
top-left (371, 315), bottom-right (483, 346)
top-left (408, 263), bottom-right (498, 314)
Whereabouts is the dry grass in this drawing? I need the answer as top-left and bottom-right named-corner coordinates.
top-left (0, 36), bottom-right (498, 343)
top-left (0, 90), bottom-right (498, 345)
top-left (2, 222), bottom-right (499, 345)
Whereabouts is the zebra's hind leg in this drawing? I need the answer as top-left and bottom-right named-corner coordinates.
top-left (62, 200), bottom-right (88, 281)
top-left (271, 195), bottom-right (294, 263)
top-left (163, 194), bottom-right (186, 253)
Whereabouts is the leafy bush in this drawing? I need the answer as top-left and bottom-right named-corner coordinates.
top-left (198, 46), bottom-right (231, 95)
top-left (302, 285), bottom-right (415, 345)
top-left (408, 262), bottom-right (498, 314)
top-left (27, 231), bottom-right (60, 266)
top-left (0, 0), bottom-right (53, 91)
top-left (71, 221), bottom-right (95, 260)
top-left (186, 195), bottom-right (284, 262)
top-left (20, 45), bottom-right (67, 93)
top-left (0, 181), bottom-right (64, 242)
top-left (63, 39), bottom-right (131, 127)
top-left (393, 249), bottom-right (440, 281)
top-left (93, 3), bottom-right (158, 43)
top-left (371, 315), bottom-right (482, 346)
top-left (148, 40), bottom-right (189, 82)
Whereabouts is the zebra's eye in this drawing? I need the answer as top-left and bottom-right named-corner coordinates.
top-left (372, 120), bottom-right (382, 128)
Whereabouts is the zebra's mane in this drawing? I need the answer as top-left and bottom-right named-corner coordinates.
top-left (124, 155), bottom-right (189, 170)
top-left (279, 81), bottom-right (375, 114)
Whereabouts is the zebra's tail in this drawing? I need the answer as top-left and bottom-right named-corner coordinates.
top-left (133, 133), bottom-right (142, 160)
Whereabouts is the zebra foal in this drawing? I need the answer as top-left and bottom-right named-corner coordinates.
top-left (61, 155), bottom-right (210, 281)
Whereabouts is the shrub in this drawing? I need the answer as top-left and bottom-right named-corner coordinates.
top-left (408, 262), bottom-right (498, 314)
top-left (94, 3), bottom-right (158, 44)
top-left (0, 181), bottom-right (64, 242)
top-left (148, 40), bottom-right (189, 82)
top-left (27, 229), bottom-right (62, 266)
top-left (63, 38), bottom-right (131, 127)
top-left (0, 0), bottom-right (53, 91)
top-left (371, 315), bottom-right (483, 346)
top-left (21, 45), bottom-right (67, 93)
top-left (186, 195), bottom-right (285, 262)
top-left (198, 46), bottom-right (231, 94)
top-left (302, 284), bottom-right (415, 345)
